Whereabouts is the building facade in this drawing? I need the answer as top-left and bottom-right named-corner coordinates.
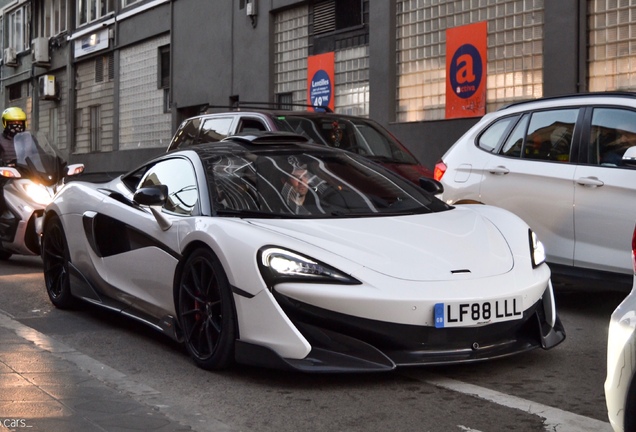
top-left (0, 0), bottom-right (632, 174)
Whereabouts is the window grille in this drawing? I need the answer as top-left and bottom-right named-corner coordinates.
top-left (313, 1), bottom-right (336, 35)
top-left (95, 53), bottom-right (114, 83)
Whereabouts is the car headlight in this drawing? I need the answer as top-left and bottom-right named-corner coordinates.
top-left (258, 246), bottom-right (360, 287)
top-left (23, 183), bottom-right (53, 206)
top-left (529, 229), bottom-right (546, 268)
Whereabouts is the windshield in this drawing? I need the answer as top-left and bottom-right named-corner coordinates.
top-left (13, 131), bottom-right (66, 186)
top-left (202, 147), bottom-right (449, 218)
top-left (272, 115), bottom-right (419, 164)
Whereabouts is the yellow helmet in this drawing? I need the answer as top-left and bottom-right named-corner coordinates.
top-left (2, 107), bottom-right (26, 129)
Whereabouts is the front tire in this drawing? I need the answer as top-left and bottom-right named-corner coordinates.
top-left (177, 248), bottom-right (235, 370)
top-left (42, 216), bottom-right (76, 309)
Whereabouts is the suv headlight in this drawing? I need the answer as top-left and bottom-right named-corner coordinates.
top-left (529, 230), bottom-right (546, 268)
top-left (258, 246), bottom-right (360, 287)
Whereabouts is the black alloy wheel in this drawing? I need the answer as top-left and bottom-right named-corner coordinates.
top-left (178, 248), bottom-right (235, 370)
top-left (42, 216), bottom-right (76, 309)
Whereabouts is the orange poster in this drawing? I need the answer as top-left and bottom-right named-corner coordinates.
top-left (445, 22), bottom-right (487, 119)
top-left (307, 52), bottom-right (335, 112)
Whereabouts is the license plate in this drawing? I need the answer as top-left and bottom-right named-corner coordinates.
top-left (434, 296), bottom-right (523, 328)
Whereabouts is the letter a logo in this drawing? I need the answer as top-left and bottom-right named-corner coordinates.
top-left (449, 44), bottom-right (482, 99)
top-left (455, 54), bottom-right (476, 84)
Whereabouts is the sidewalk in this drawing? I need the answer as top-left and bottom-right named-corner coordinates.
top-left (0, 311), bottom-right (195, 432)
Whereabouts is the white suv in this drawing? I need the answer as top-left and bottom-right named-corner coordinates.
top-left (436, 93), bottom-right (636, 285)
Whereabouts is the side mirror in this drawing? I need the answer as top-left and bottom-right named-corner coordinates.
top-left (0, 167), bottom-right (21, 179)
top-left (133, 185), bottom-right (168, 206)
top-left (622, 146), bottom-right (636, 167)
top-left (419, 177), bottom-right (444, 195)
top-left (133, 185), bottom-right (172, 231)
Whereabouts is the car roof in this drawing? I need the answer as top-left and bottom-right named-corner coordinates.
top-left (497, 91), bottom-right (636, 112)
top-left (181, 107), bottom-right (380, 123)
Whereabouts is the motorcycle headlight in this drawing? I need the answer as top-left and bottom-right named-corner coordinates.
top-left (258, 246), bottom-right (360, 287)
top-left (23, 183), bottom-right (53, 206)
top-left (529, 230), bottom-right (546, 268)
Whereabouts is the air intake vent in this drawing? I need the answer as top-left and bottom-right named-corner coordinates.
top-left (313, 1), bottom-right (336, 35)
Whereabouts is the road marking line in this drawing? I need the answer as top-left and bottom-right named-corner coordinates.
top-left (420, 373), bottom-right (613, 432)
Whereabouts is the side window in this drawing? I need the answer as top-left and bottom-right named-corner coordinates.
top-left (589, 108), bottom-right (636, 167)
top-left (477, 115), bottom-right (519, 153)
top-left (199, 117), bottom-right (234, 142)
top-left (171, 118), bottom-right (201, 149)
top-left (237, 117), bottom-right (268, 133)
top-left (138, 159), bottom-right (199, 216)
top-left (501, 114), bottom-right (529, 157)
top-left (522, 109), bottom-right (579, 162)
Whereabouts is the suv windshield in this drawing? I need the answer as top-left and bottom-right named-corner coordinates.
top-left (271, 115), bottom-right (419, 165)
top-left (202, 147), bottom-right (448, 218)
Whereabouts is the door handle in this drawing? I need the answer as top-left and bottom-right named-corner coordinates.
top-left (576, 176), bottom-right (604, 187)
top-left (488, 166), bottom-right (510, 175)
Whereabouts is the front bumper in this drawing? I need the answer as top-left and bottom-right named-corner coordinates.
top-left (235, 286), bottom-right (565, 373)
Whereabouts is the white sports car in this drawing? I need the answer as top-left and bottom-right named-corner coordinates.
top-left (605, 223), bottom-right (636, 431)
top-left (41, 132), bottom-right (565, 372)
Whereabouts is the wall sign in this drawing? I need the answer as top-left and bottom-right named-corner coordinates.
top-left (74, 29), bottom-right (109, 58)
top-left (307, 52), bottom-right (335, 112)
top-left (445, 21), bottom-right (487, 119)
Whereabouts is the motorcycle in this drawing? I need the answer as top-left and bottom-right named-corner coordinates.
top-left (0, 131), bottom-right (84, 260)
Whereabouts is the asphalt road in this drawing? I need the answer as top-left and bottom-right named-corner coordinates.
top-left (0, 254), bottom-right (626, 432)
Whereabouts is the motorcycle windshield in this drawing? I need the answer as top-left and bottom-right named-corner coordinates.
top-left (13, 132), bottom-right (66, 186)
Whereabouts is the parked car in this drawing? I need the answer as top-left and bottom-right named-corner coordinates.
top-left (168, 107), bottom-right (433, 183)
top-left (41, 132), bottom-right (564, 372)
top-left (605, 223), bottom-right (636, 432)
top-left (436, 92), bottom-right (636, 285)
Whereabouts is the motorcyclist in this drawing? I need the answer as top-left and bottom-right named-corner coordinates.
top-left (0, 107), bottom-right (27, 217)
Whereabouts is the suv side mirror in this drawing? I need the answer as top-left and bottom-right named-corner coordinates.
top-left (622, 146), bottom-right (636, 167)
top-left (419, 177), bottom-right (444, 195)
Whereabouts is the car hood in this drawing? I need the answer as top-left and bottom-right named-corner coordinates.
top-left (248, 208), bottom-right (514, 281)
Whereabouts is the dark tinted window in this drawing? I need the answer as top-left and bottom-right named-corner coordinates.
top-left (500, 114), bottom-right (529, 157)
top-left (273, 115), bottom-right (418, 164)
top-left (237, 117), bottom-right (268, 133)
top-left (171, 118), bottom-right (201, 149)
top-left (522, 109), bottom-right (578, 162)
